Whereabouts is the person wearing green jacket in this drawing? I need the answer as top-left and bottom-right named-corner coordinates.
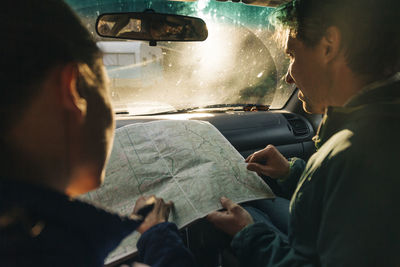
top-left (207, 0), bottom-right (400, 266)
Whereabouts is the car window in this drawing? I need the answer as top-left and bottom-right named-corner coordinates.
top-left (66, 0), bottom-right (295, 115)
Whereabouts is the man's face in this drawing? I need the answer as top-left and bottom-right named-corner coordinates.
top-left (284, 33), bottom-right (330, 114)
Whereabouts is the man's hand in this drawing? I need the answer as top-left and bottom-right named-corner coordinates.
top-left (132, 195), bottom-right (173, 234)
top-left (207, 197), bottom-right (253, 236)
top-left (246, 144), bottom-right (290, 179)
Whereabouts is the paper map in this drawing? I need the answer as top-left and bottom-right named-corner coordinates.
top-left (80, 120), bottom-right (274, 264)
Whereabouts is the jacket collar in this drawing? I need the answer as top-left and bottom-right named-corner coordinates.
top-left (345, 72), bottom-right (400, 108)
top-left (313, 73), bottom-right (400, 149)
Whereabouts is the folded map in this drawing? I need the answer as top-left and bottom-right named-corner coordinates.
top-left (80, 120), bottom-right (274, 265)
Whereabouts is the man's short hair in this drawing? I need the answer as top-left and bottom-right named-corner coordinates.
top-left (272, 0), bottom-right (400, 80)
top-left (0, 0), bottom-right (104, 133)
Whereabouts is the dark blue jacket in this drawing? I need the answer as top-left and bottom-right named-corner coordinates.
top-left (0, 179), bottom-right (195, 266)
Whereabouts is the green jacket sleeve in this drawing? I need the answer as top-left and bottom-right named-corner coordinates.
top-left (313, 144), bottom-right (400, 266)
top-left (231, 223), bottom-right (316, 267)
top-left (276, 157), bottom-right (306, 199)
top-left (292, 129), bottom-right (400, 266)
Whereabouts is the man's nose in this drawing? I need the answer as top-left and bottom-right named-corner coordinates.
top-left (285, 71), bottom-right (295, 84)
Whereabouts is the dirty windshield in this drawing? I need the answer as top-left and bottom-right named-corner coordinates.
top-left (67, 0), bottom-right (294, 115)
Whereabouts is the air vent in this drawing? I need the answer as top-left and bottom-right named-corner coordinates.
top-left (283, 113), bottom-right (310, 136)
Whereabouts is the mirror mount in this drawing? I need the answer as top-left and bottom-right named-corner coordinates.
top-left (142, 10), bottom-right (157, 46)
top-left (143, 8), bottom-right (156, 14)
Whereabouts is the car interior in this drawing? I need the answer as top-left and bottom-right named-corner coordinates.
top-left (65, 0), bottom-right (323, 266)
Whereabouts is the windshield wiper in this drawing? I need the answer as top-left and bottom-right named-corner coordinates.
top-left (115, 104), bottom-right (269, 116)
top-left (178, 104), bottom-right (270, 112)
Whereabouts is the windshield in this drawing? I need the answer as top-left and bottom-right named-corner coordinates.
top-left (66, 0), bottom-right (294, 115)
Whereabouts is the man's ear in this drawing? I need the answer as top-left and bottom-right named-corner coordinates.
top-left (321, 26), bottom-right (342, 63)
top-left (60, 63), bottom-right (87, 123)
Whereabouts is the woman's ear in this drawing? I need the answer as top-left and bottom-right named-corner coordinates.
top-left (321, 26), bottom-right (342, 63)
top-left (60, 63), bottom-right (87, 124)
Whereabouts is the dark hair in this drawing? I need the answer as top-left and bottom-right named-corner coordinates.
top-left (271, 0), bottom-right (400, 79)
top-left (0, 0), bottom-right (103, 133)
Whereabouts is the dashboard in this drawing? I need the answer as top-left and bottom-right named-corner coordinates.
top-left (116, 111), bottom-right (316, 161)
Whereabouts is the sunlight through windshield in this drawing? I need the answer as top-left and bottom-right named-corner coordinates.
top-left (67, 0), bottom-right (295, 115)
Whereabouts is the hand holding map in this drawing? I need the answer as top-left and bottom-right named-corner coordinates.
top-left (80, 120), bottom-right (274, 264)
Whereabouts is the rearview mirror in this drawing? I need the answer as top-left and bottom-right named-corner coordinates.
top-left (96, 12), bottom-right (208, 43)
